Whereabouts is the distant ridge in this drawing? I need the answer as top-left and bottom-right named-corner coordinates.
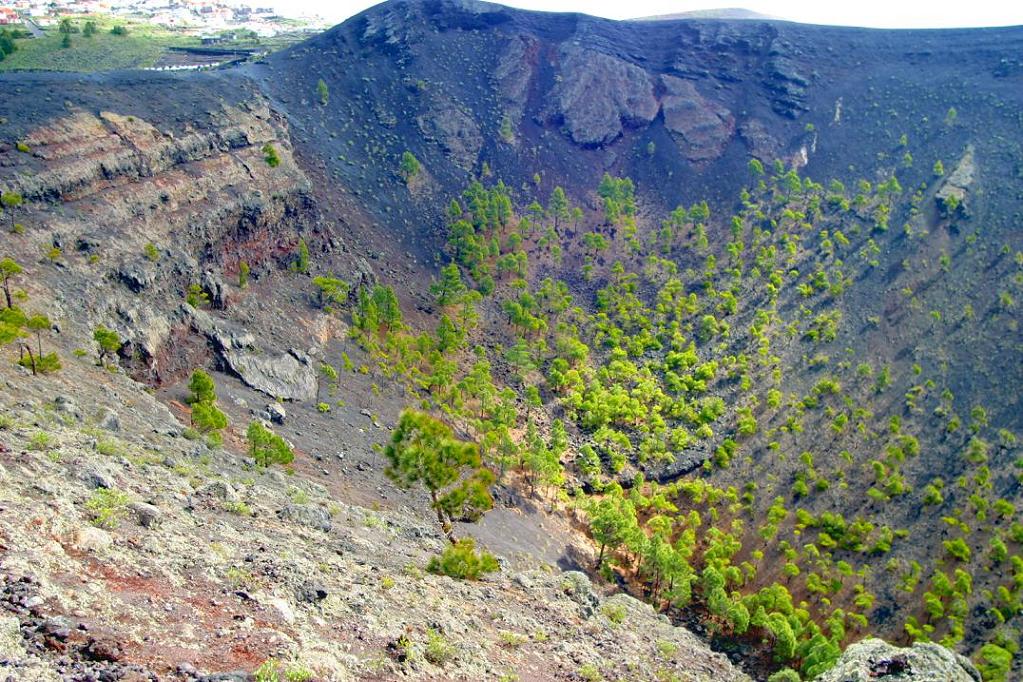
top-left (632, 7), bottom-right (782, 21)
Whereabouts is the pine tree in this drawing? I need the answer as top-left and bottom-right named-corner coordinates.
top-left (93, 325), bottom-right (121, 366)
top-left (246, 420), bottom-right (295, 467)
top-left (0, 257), bottom-right (22, 308)
top-left (384, 409), bottom-right (495, 543)
top-left (548, 186), bottom-right (569, 232)
top-left (431, 263), bottom-right (466, 306)
top-left (588, 487), bottom-right (639, 568)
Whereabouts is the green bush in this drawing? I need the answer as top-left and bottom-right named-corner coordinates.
top-left (86, 488), bottom-right (130, 529)
top-left (767, 669), bottom-right (801, 682)
top-left (426, 538), bottom-right (498, 580)
top-left (263, 144), bottom-right (281, 167)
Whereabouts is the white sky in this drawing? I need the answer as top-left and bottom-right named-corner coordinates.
top-left (281, 0), bottom-right (1023, 29)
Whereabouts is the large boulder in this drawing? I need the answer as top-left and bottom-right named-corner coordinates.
top-left (814, 638), bottom-right (981, 682)
top-left (223, 349), bottom-right (317, 401)
top-left (277, 504), bottom-right (332, 532)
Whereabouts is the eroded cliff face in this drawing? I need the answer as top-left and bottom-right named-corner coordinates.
top-left (0, 91), bottom-right (314, 382)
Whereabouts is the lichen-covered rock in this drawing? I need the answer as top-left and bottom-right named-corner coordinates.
top-left (814, 638), bottom-right (981, 682)
top-left (277, 504), bottom-right (332, 532)
top-left (549, 45), bottom-right (658, 147)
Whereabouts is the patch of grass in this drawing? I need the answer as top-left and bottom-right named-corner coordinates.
top-left (0, 17), bottom-right (194, 71)
top-left (224, 500), bottom-right (253, 516)
top-left (601, 603), bottom-right (627, 626)
top-left (656, 640), bottom-right (679, 659)
top-left (95, 438), bottom-right (121, 457)
top-left (28, 431), bottom-right (53, 451)
top-left (578, 663), bottom-right (604, 682)
top-left (498, 630), bottom-right (529, 648)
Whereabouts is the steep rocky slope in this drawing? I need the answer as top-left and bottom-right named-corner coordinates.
top-left (0, 364), bottom-right (746, 681)
top-left (1, 2), bottom-right (1022, 680)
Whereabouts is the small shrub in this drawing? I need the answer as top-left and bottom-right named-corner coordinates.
top-left (95, 438), bottom-right (121, 457)
top-left (424, 628), bottom-right (455, 665)
top-left (224, 500), bottom-right (253, 516)
top-left (498, 630), bottom-right (528, 648)
top-left (426, 538), bottom-right (498, 580)
top-left (28, 431), bottom-right (53, 451)
top-left (262, 144), bottom-right (281, 167)
top-left (86, 488), bottom-right (130, 529)
top-left (186, 284), bottom-right (210, 308)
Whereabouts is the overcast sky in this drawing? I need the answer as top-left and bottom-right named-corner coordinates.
top-left (282, 0), bottom-right (1023, 28)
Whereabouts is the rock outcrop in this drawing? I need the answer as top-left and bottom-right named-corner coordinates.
top-left (223, 348), bottom-right (318, 401)
top-left (548, 45), bottom-right (659, 147)
top-left (416, 97), bottom-right (483, 170)
top-left (814, 638), bottom-right (981, 682)
top-left (936, 145), bottom-right (976, 216)
top-left (660, 75), bottom-right (735, 161)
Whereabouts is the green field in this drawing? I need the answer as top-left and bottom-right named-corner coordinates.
top-left (0, 16), bottom-right (307, 72)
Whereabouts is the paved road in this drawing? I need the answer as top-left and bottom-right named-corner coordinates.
top-left (20, 16), bottom-right (45, 38)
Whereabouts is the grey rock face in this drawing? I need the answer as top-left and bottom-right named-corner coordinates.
top-left (82, 467), bottom-right (116, 490)
top-left (549, 45), bottom-right (658, 147)
top-left (194, 481), bottom-right (240, 503)
top-left (223, 350), bottom-right (317, 401)
top-left (560, 570), bottom-right (601, 618)
top-left (813, 638), bottom-right (981, 682)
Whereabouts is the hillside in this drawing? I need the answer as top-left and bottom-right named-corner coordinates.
top-left (0, 1), bottom-right (1021, 680)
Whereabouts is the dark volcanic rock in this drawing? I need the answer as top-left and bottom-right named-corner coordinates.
top-left (416, 97), bottom-right (483, 170)
top-left (494, 32), bottom-right (539, 128)
top-left (660, 75), bottom-right (734, 162)
top-left (548, 45), bottom-right (658, 147)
